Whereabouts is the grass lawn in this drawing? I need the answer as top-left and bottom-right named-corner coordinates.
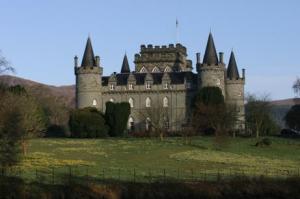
top-left (15, 136), bottom-right (300, 181)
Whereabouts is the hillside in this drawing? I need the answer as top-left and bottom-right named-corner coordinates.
top-left (0, 75), bottom-right (75, 108)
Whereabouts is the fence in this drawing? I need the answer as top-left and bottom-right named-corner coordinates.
top-left (1, 166), bottom-right (300, 185)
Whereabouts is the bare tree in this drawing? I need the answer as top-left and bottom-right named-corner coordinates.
top-left (245, 93), bottom-right (273, 138)
top-left (293, 77), bottom-right (300, 97)
top-left (139, 102), bottom-right (169, 141)
top-left (0, 51), bottom-right (14, 74)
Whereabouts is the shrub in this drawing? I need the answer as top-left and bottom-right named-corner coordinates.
top-left (69, 107), bottom-right (109, 138)
top-left (105, 102), bottom-right (130, 137)
top-left (45, 124), bottom-right (66, 137)
top-left (255, 138), bottom-right (272, 147)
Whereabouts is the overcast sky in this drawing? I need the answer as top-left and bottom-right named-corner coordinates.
top-left (1, 0), bottom-right (299, 100)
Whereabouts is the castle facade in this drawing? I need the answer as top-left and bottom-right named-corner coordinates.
top-left (74, 33), bottom-right (245, 133)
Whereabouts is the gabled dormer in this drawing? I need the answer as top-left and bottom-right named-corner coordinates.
top-left (162, 72), bottom-right (171, 89)
top-left (145, 72), bottom-right (153, 89)
top-left (127, 73), bottom-right (136, 90)
top-left (108, 73), bottom-right (117, 90)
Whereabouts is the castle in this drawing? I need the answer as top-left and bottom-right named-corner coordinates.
top-left (74, 33), bottom-right (245, 133)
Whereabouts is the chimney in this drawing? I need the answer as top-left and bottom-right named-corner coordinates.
top-left (196, 53), bottom-right (201, 64)
top-left (74, 56), bottom-right (78, 67)
top-left (219, 52), bottom-right (224, 64)
top-left (242, 68), bottom-right (245, 79)
top-left (95, 56), bottom-right (100, 67)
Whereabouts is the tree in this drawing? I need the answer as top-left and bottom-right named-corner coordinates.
top-left (245, 94), bottom-right (278, 138)
top-left (0, 92), bottom-right (23, 171)
top-left (105, 102), bottom-right (131, 137)
top-left (69, 107), bottom-right (109, 138)
top-left (139, 101), bottom-right (170, 141)
top-left (0, 51), bottom-right (14, 74)
top-left (192, 87), bottom-right (237, 136)
top-left (292, 77), bottom-right (300, 97)
top-left (284, 104), bottom-right (300, 131)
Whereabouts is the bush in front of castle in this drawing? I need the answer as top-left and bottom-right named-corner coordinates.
top-left (69, 107), bottom-right (109, 138)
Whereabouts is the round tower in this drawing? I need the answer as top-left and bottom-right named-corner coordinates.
top-left (197, 33), bottom-right (226, 98)
top-left (74, 37), bottom-right (103, 110)
top-left (225, 51), bottom-right (245, 131)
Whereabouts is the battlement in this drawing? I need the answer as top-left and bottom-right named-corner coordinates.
top-left (139, 43), bottom-right (187, 54)
top-left (74, 66), bottom-right (103, 75)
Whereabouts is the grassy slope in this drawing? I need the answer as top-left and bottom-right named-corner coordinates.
top-left (18, 137), bottom-right (300, 181)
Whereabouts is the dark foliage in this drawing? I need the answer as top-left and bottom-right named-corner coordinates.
top-left (45, 124), bottom-right (67, 138)
top-left (193, 86), bottom-right (224, 106)
top-left (69, 107), bottom-right (109, 138)
top-left (105, 102), bottom-right (131, 137)
top-left (284, 104), bottom-right (300, 131)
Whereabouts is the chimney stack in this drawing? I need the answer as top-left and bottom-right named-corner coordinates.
top-left (219, 52), bottom-right (224, 64)
top-left (95, 56), bottom-right (100, 67)
top-left (74, 56), bottom-right (78, 67)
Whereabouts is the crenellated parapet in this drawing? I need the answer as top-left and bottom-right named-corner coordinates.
top-left (134, 43), bottom-right (192, 73)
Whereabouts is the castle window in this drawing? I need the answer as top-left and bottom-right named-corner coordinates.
top-left (110, 84), bottom-right (115, 90)
top-left (146, 97), bottom-right (151, 107)
top-left (163, 97), bottom-right (168, 107)
top-left (92, 99), bottom-right (97, 106)
top-left (152, 67), bottom-right (160, 73)
top-left (128, 117), bottom-right (135, 132)
top-left (128, 83), bottom-right (133, 90)
top-left (129, 98), bottom-right (134, 108)
top-left (145, 117), bottom-right (151, 131)
top-left (164, 83), bottom-right (169, 89)
top-left (186, 82), bottom-right (191, 89)
top-left (146, 82), bottom-right (151, 89)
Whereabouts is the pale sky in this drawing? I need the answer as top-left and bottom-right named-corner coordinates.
top-left (0, 0), bottom-right (299, 100)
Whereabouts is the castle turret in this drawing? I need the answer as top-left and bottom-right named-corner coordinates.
top-left (226, 51), bottom-right (245, 131)
top-left (198, 33), bottom-right (226, 97)
top-left (120, 53), bottom-right (130, 73)
top-left (74, 37), bottom-right (103, 110)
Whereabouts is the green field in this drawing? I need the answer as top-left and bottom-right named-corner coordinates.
top-left (14, 137), bottom-right (300, 182)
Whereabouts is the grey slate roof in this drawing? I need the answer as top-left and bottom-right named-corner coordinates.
top-left (203, 33), bottom-right (219, 65)
top-left (227, 51), bottom-right (240, 79)
top-left (81, 37), bottom-right (96, 67)
top-left (102, 72), bottom-right (197, 86)
top-left (120, 54), bottom-right (130, 73)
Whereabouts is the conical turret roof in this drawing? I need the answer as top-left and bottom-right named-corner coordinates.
top-left (121, 54), bottom-right (130, 73)
top-left (81, 37), bottom-right (96, 67)
top-left (227, 51), bottom-right (240, 79)
top-left (203, 33), bottom-right (219, 65)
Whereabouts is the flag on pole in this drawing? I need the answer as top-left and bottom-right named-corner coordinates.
top-left (176, 18), bottom-right (178, 28)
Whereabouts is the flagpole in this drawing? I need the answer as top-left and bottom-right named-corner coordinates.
top-left (176, 18), bottom-right (179, 44)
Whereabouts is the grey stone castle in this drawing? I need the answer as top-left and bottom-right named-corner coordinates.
top-left (74, 33), bottom-right (245, 132)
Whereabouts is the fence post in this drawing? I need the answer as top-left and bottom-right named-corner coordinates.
top-left (177, 168), bottom-right (179, 180)
top-left (69, 166), bottom-right (72, 184)
top-left (102, 168), bottom-right (105, 180)
top-left (148, 169), bottom-right (152, 183)
top-left (163, 169), bottom-right (166, 182)
top-left (52, 167), bottom-right (55, 184)
top-left (133, 168), bottom-right (136, 183)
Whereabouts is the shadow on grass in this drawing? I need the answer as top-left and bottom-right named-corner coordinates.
top-left (1, 174), bottom-right (300, 199)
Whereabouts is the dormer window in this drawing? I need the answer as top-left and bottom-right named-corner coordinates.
top-left (146, 82), bottom-right (151, 89)
top-left (164, 83), bottom-right (169, 89)
top-left (186, 82), bottom-right (191, 89)
top-left (110, 84), bottom-right (115, 90)
top-left (152, 67), bottom-right (160, 73)
top-left (129, 83), bottom-right (133, 90)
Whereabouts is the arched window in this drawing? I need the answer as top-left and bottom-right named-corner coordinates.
top-left (152, 67), bottom-right (160, 73)
top-left (92, 99), bottom-right (97, 106)
top-left (140, 67), bottom-right (148, 73)
top-left (129, 98), bottom-right (134, 108)
top-left (128, 117), bottom-right (134, 131)
top-left (146, 97), bottom-right (151, 107)
top-left (163, 97), bottom-right (168, 107)
top-left (145, 117), bottom-right (151, 131)
top-left (110, 98), bottom-right (115, 102)
top-left (164, 66), bottom-right (172, 72)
